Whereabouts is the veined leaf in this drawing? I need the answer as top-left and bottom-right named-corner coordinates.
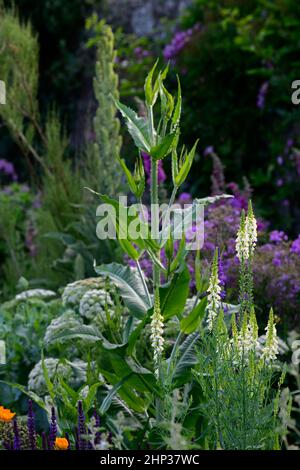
top-left (100, 373), bottom-right (134, 414)
top-left (112, 98), bottom-right (151, 152)
top-left (95, 262), bottom-right (152, 318)
top-left (160, 265), bottom-right (190, 319)
top-left (171, 332), bottom-right (200, 381)
top-left (44, 324), bottom-right (103, 347)
top-left (127, 309), bottom-right (152, 355)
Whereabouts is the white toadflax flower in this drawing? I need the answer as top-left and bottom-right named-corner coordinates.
top-left (236, 210), bottom-right (249, 261)
top-left (236, 309), bottom-right (259, 357)
top-left (206, 249), bottom-right (222, 332)
top-left (150, 292), bottom-right (164, 375)
top-left (246, 200), bottom-right (257, 255)
top-left (262, 308), bottom-right (279, 363)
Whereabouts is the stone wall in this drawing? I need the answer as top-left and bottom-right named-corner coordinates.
top-left (102, 0), bottom-right (192, 35)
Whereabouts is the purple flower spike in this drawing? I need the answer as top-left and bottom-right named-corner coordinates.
top-left (256, 81), bottom-right (269, 109)
top-left (49, 406), bottom-right (57, 449)
top-left (204, 145), bottom-right (214, 157)
top-left (77, 400), bottom-right (86, 450)
top-left (27, 399), bottom-right (36, 450)
top-left (93, 410), bottom-right (101, 445)
top-left (13, 418), bottom-right (21, 450)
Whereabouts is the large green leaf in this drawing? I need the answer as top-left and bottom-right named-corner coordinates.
top-left (100, 373), bottom-right (135, 414)
top-left (175, 140), bottom-right (199, 187)
top-left (44, 324), bottom-right (102, 347)
top-left (0, 381), bottom-right (47, 412)
top-left (127, 309), bottom-right (152, 355)
top-left (44, 323), bottom-right (126, 351)
top-left (171, 332), bottom-right (200, 382)
top-left (150, 132), bottom-right (177, 160)
top-left (171, 75), bottom-right (182, 131)
top-left (180, 297), bottom-right (207, 334)
top-left (100, 371), bottom-right (149, 414)
top-left (95, 262), bottom-right (152, 318)
top-left (112, 98), bottom-right (151, 152)
top-left (144, 59), bottom-right (159, 106)
top-left (87, 189), bottom-right (159, 254)
top-left (160, 266), bottom-right (190, 319)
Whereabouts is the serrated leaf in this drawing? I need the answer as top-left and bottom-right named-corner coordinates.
top-left (144, 59), bottom-right (159, 106)
top-left (171, 75), bottom-right (182, 130)
top-left (112, 98), bottom-right (151, 152)
top-left (118, 158), bottom-right (137, 195)
top-left (150, 132), bottom-right (177, 160)
top-left (175, 140), bottom-right (199, 186)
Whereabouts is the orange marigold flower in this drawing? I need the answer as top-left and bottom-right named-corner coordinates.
top-left (54, 437), bottom-right (69, 450)
top-left (0, 405), bottom-right (16, 422)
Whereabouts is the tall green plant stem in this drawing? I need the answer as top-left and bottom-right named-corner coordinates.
top-left (148, 105), bottom-right (160, 291)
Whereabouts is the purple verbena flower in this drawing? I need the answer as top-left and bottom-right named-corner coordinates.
top-left (269, 230), bottom-right (288, 243)
top-left (291, 235), bottom-right (300, 256)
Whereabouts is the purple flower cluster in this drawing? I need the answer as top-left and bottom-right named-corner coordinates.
top-left (291, 235), bottom-right (300, 255)
top-left (134, 47), bottom-right (151, 60)
top-left (256, 81), bottom-right (269, 109)
top-left (163, 24), bottom-right (201, 62)
top-left (2, 400), bottom-right (108, 450)
top-left (0, 159), bottom-right (18, 182)
top-left (269, 230), bottom-right (288, 243)
top-left (142, 152), bottom-right (166, 185)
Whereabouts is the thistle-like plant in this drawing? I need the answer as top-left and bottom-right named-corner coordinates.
top-left (89, 61), bottom-right (231, 379)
